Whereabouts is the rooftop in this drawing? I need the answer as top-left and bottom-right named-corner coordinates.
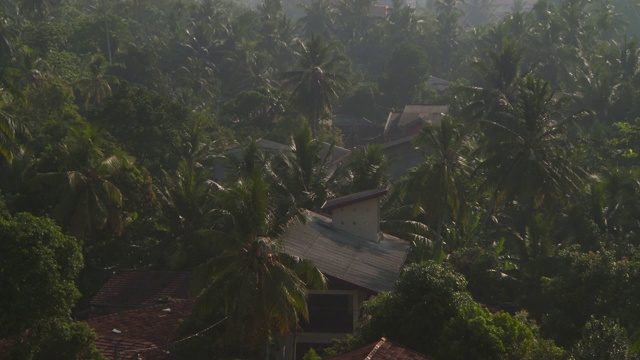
top-left (85, 300), bottom-right (194, 360)
top-left (223, 138), bottom-right (292, 156)
top-left (321, 185), bottom-right (391, 212)
top-left (284, 210), bottom-right (409, 293)
top-left (327, 337), bottom-right (430, 360)
top-left (91, 270), bottom-right (190, 309)
top-left (426, 76), bottom-right (451, 91)
top-left (396, 105), bottom-right (449, 128)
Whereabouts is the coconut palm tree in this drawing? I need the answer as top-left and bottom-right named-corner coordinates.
top-left (410, 116), bottom-right (476, 255)
top-left (75, 54), bottom-right (118, 108)
top-left (298, 0), bottom-right (337, 38)
top-left (177, 55), bottom-right (219, 105)
top-left (0, 94), bottom-right (16, 161)
top-left (461, 38), bottom-right (525, 121)
top-left (156, 118), bottom-right (220, 265)
top-left (5, 46), bottom-right (50, 94)
top-left (29, 125), bottom-right (131, 240)
top-left (434, 0), bottom-right (464, 74)
top-left (281, 34), bottom-right (350, 136)
top-left (476, 74), bottom-right (587, 243)
top-left (0, 7), bottom-right (17, 67)
top-left (20, 0), bottom-right (53, 19)
top-left (0, 91), bottom-right (27, 162)
top-left (191, 166), bottom-right (325, 358)
top-left (347, 144), bottom-right (390, 193)
top-left (273, 123), bottom-right (347, 210)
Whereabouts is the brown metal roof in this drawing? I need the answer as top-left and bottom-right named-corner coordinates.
top-left (321, 185), bottom-right (391, 212)
top-left (85, 300), bottom-right (193, 360)
top-left (327, 337), bottom-right (430, 360)
top-left (90, 270), bottom-right (190, 309)
top-left (284, 211), bottom-right (409, 293)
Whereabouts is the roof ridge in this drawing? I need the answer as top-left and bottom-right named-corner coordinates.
top-left (87, 299), bottom-right (192, 321)
top-left (365, 337), bottom-right (387, 360)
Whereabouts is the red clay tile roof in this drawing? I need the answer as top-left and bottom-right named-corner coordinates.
top-left (327, 337), bottom-right (430, 360)
top-left (84, 300), bottom-right (193, 360)
top-left (91, 270), bottom-right (190, 309)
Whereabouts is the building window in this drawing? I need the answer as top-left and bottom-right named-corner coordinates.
top-left (302, 294), bottom-right (353, 333)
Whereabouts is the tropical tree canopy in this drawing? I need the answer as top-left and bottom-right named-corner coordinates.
top-left (281, 33), bottom-right (350, 136)
top-left (191, 165), bottom-right (326, 356)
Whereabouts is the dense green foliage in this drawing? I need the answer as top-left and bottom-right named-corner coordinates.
top-left (0, 212), bottom-right (104, 359)
top-left (353, 262), bottom-right (564, 359)
top-left (3, 0), bottom-right (640, 358)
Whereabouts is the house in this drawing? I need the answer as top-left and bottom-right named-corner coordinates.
top-left (382, 135), bottom-right (423, 179)
top-left (84, 270), bottom-right (194, 360)
top-left (84, 299), bottom-right (193, 360)
top-left (86, 186), bottom-right (409, 359)
top-left (284, 185), bottom-right (410, 357)
top-left (380, 105), bottom-right (448, 178)
top-left (90, 270), bottom-right (191, 316)
top-left (332, 114), bottom-right (384, 148)
top-left (326, 337), bottom-right (430, 360)
top-left (426, 76), bottom-right (451, 92)
top-left (384, 105), bottom-right (449, 142)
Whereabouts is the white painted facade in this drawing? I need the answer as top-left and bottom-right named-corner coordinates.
top-left (331, 198), bottom-right (382, 243)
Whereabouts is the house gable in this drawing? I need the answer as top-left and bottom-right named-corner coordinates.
top-left (321, 185), bottom-right (390, 243)
top-left (327, 197), bottom-right (381, 242)
top-left (384, 105), bottom-right (449, 141)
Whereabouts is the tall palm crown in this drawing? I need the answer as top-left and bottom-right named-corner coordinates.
top-left (273, 124), bottom-right (343, 210)
top-left (29, 125), bottom-right (131, 240)
top-left (298, 0), bottom-right (337, 38)
top-left (281, 34), bottom-right (350, 136)
top-left (75, 54), bottom-right (119, 108)
top-left (0, 93), bottom-right (21, 162)
top-left (477, 74), bottom-right (585, 212)
top-left (413, 117), bottom-right (475, 235)
top-left (192, 165), bottom-right (325, 355)
top-left (0, 88), bottom-right (29, 162)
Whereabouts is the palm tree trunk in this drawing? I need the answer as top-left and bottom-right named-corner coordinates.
top-left (264, 340), bottom-right (270, 360)
top-left (102, 0), bottom-right (112, 63)
top-left (479, 188), bottom-right (500, 232)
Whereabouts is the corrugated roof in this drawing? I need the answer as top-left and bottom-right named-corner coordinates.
top-left (321, 185), bottom-right (391, 212)
top-left (382, 134), bottom-right (418, 149)
top-left (327, 337), bottom-right (430, 360)
top-left (333, 114), bottom-right (376, 127)
top-left (397, 105), bottom-right (449, 128)
top-left (426, 76), bottom-right (451, 91)
top-left (85, 300), bottom-right (193, 360)
top-left (320, 142), bottom-right (352, 165)
top-left (91, 270), bottom-right (190, 309)
top-left (284, 211), bottom-right (409, 293)
top-left (384, 113), bottom-right (402, 132)
top-left (224, 138), bottom-right (292, 157)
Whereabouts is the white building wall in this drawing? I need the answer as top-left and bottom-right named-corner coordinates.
top-left (331, 198), bottom-right (381, 242)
